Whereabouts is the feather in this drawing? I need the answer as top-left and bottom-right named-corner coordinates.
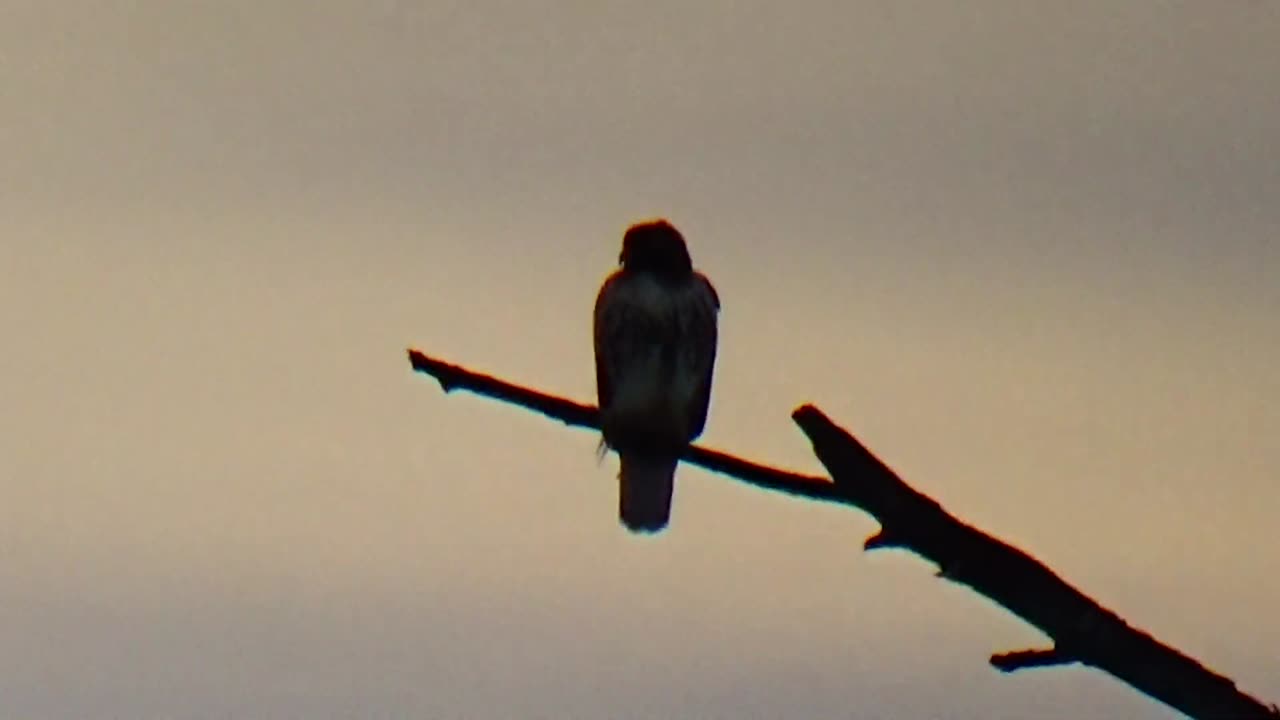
top-left (618, 452), bottom-right (679, 533)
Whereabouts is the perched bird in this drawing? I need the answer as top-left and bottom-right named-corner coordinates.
top-left (593, 219), bottom-right (720, 533)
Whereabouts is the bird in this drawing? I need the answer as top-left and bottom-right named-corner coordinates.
top-left (593, 219), bottom-right (720, 533)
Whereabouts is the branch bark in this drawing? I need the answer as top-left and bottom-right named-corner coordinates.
top-left (408, 348), bottom-right (1278, 720)
top-left (791, 404), bottom-right (1276, 719)
top-left (408, 349), bottom-right (843, 505)
top-left (990, 647), bottom-right (1074, 672)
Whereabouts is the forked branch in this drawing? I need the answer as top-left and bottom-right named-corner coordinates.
top-left (408, 348), bottom-right (1277, 720)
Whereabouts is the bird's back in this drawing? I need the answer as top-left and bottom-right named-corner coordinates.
top-left (594, 270), bottom-right (718, 453)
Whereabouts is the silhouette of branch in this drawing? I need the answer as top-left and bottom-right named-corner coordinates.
top-left (407, 349), bottom-right (843, 505)
top-left (407, 348), bottom-right (1277, 720)
top-left (990, 648), bottom-right (1073, 672)
top-left (792, 405), bottom-right (1278, 720)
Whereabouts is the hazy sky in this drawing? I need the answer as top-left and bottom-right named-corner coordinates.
top-left (1, 2), bottom-right (1277, 717)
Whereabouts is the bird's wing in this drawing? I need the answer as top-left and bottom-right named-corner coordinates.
top-left (683, 273), bottom-right (720, 440)
top-left (593, 271), bottom-right (625, 413)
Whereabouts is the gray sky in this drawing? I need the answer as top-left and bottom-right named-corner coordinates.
top-left (1, 2), bottom-right (1277, 717)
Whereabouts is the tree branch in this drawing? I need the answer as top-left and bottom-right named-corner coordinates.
top-left (791, 404), bottom-right (1278, 720)
top-left (407, 349), bottom-right (843, 505)
top-left (990, 647), bottom-right (1075, 672)
top-left (407, 348), bottom-right (1278, 719)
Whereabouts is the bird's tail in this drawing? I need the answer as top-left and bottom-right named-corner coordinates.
top-left (618, 452), bottom-right (678, 533)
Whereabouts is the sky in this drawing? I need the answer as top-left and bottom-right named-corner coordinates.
top-left (1, 1), bottom-right (1277, 717)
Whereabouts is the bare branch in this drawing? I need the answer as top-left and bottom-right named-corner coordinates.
top-left (990, 647), bottom-right (1075, 672)
top-left (792, 404), bottom-right (1278, 720)
top-left (407, 349), bottom-right (842, 505)
top-left (408, 348), bottom-right (1278, 719)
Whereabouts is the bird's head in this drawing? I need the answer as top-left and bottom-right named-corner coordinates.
top-left (619, 219), bottom-right (693, 277)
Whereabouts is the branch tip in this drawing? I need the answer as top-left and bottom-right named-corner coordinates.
top-left (990, 648), bottom-right (1074, 673)
top-left (790, 403), bottom-right (821, 422)
top-left (863, 529), bottom-right (901, 551)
